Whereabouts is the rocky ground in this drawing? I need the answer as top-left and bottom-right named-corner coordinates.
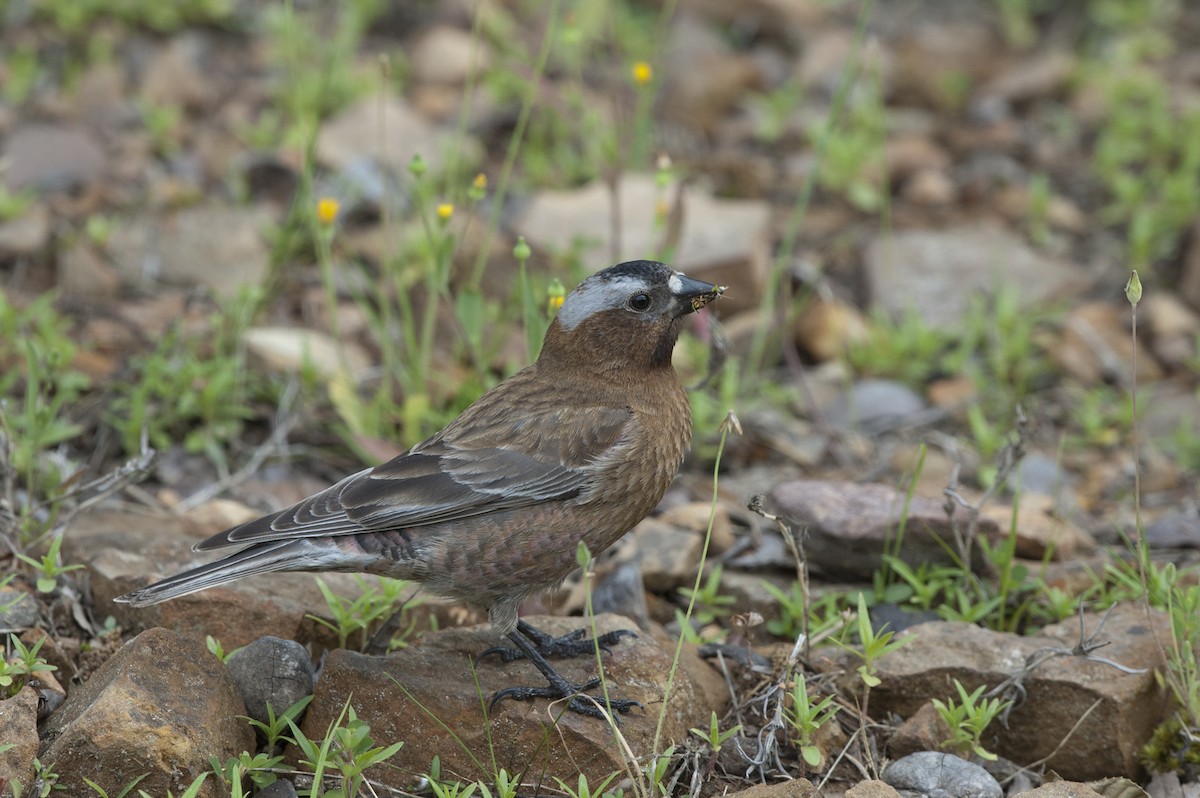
top-left (2, 0), bottom-right (1200, 796)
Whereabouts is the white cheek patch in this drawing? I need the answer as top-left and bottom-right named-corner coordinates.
top-left (556, 275), bottom-right (652, 330)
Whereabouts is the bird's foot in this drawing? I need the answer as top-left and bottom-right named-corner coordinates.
top-left (489, 676), bottom-right (642, 719)
top-left (480, 620), bottom-right (636, 663)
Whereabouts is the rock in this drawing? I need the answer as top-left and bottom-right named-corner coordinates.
top-left (799, 28), bottom-right (891, 96)
top-left (0, 686), bottom-right (39, 790)
top-left (512, 174), bottom-right (771, 315)
top-left (1012, 782), bottom-right (1109, 798)
top-left (1, 124), bottom-right (107, 193)
top-left (225, 636), bottom-right (315, 726)
top-left (677, 0), bottom-right (824, 43)
top-left (845, 780), bottom-right (903, 798)
top-left (57, 242), bottom-right (122, 298)
top-left (657, 14), bottom-right (764, 133)
top-left (243, 326), bottom-right (372, 382)
top-left (993, 185), bottom-right (1087, 233)
top-left (590, 561), bottom-right (651, 630)
top-left (981, 495), bottom-right (1095, 560)
top-left (887, 700), bottom-right (952, 758)
top-left (793, 295), bottom-right (869, 362)
top-left (317, 96), bottom-right (477, 177)
top-left (768, 479), bottom-right (1001, 579)
top-left (0, 591), bottom-right (38, 630)
top-left (1054, 302), bottom-right (1163, 385)
top-left (981, 50), bottom-right (1076, 104)
top-left (719, 571), bottom-right (798, 627)
top-left (0, 203), bottom-right (51, 259)
top-left (1144, 509), bottom-right (1200, 549)
top-left (141, 34), bottom-right (215, 111)
top-left (39, 627), bottom-right (253, 797)
top-left (883, 752), bottom-right (1002, 798)
top-left (1182, 219), bottom-right (1200, 310)
top-left (822, 379), bottom-right (932, 433)
top-left (903, 169), bottom-right (957, 206)
top-left (863, 606), bottom-right (1168, 780)
top-left (256, 780), bottom-right (301, 798)
top-left (409, 25), bottom-right (493, 85)
top-left (297, 615), bottom-right (728, 789)
top-left (885, 135), bottom-right (952, 181)
top-left (1011, 452), bottom-right (1073, 497)
top-left (658, 501), bottom-right (736, 554)
top-left (630, 518), bottom-right (704, 591)
top-left (864, 224), bottom-right (1089, 332)
top-left (67, 509), bottom-right (381, 650)
top-left (1144, 293), bottom-right (1200, 370)
top-left (106, 204), bottom-right (276, 299)
top-left (723, 778), bottom-right (818, 798)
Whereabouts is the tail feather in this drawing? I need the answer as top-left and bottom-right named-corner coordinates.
top-left (114, 540), bottom-right (307, 606)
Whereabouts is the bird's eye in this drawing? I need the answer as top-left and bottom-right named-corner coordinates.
top-left (628, 293), bottom-right (652, 312)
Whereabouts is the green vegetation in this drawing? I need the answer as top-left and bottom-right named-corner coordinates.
top-left (931, 679), bottom-right (1012, 761)
top-left (308, 575), bottom-right (425, 651)
top-left (0, 635), bottom-right (56, 699)
top-left (785, 674), bottom-right (841, 769)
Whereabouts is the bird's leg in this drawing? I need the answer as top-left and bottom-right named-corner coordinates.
top-left (480, 619), bottom-right (636, 662)
top-left (487, 625), bottom-right (642, 718)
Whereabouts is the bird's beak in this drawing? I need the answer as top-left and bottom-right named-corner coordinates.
top-left (671, 273), bottom-right (725, 315)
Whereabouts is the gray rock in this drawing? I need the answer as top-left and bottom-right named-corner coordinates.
top-left (768, 479), bottom-right (1000, 579)
top-left (0, 591), bottom-right (38, 631)
top-left (255, 780), bottom-right (300, 798)
top-left (1010, 452), bottom-right (1070, 497)
top-left (864, 224), bottom-right (1089, 332)
top-left (884, 751), bottom-right (1002, 798)
top-left (2, 124), bottom-right (107, 193)
top-left (1145, 508), bottom-right (1200, 549)
top-left (317, 96), bottom-right (478, 177)
top-left (823, 378), bottom-right (933, 434)
top-left (106, 204), bottom-right (276, 299)
top-left (591, 561), bottom-right (650, 631)
top-left (226, 636), bottom-right (314, 726)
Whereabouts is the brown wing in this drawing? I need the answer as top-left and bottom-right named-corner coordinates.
top-left (194, 398), bottom-right (632, 551)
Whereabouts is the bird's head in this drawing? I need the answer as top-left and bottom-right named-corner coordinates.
top-left (539, 260), bottom-right (724, 373)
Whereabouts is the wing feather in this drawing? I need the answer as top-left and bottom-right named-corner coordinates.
top-left (195, 401), bottom-right (633, 552)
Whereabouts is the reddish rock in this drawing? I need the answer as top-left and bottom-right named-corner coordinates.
top-left (853, 606), bottom-right (1169, 780)
top-left (723, 778), bottom-right (818, 798)
top-left (39, 628), bottom-right (253, 798)
top-left (768, 480), bottom-right (1001, 579)
top-left (0, 687), bottom-right (40, 790)
top-left (297, 615), bottom-right (728, 790)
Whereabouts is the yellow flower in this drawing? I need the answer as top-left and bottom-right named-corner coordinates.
top-left (468, 173), bottom-right (487, 202)
top-left (632, 61), bottom-right (653, 85)
top-left (436, 203), bottom-right (454, 221)
top-left (547, 278), bottom-right (565, 315)
top-left (316, 197), bottom-right (339, 225)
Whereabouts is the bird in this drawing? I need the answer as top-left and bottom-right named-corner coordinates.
top-left (116, 260), bottom-right (724, 717)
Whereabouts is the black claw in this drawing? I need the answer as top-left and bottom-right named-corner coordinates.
top-left (489, 679), bottom-right (643, 719)
top-left (479, 622), bottom-right (637, 662)
top-left (484, 623), bottom-right (642, 719)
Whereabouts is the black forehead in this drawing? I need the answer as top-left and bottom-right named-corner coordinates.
top-left (594, 260), bottom-right (671, 286)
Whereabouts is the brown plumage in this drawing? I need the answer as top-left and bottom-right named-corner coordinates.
top-left (116, 260), bottom-right (723, 716)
